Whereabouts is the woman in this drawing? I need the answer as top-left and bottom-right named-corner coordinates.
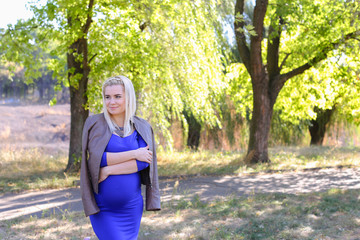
top-left (80, 75), bottom-right (161, 240)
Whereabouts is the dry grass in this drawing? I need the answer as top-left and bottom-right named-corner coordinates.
top-left (0, 211), bottom-right (94, 240)
top-left (1, 189), bottom-right (359, 240)
top-left (157, 146), bottom-right (360, 177)
top-left (1, 145), bottom-right (359, 193)
top-left (0, 146), bottom-right (77, 193)
top-left (0, 145), bottom-right (359, 239)
top-left (2, 105), bottom-right (359, 239)
top-left (0, 104), bottom-right (70, 147)
top-left (157, 150), bottom-right (244, 177)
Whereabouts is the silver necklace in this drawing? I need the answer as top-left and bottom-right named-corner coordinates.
top-left (115, 126), bottom-right (124, 137)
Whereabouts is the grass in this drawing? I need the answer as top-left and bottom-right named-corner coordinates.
top-left (157, 146), bottom-right (360, 177)
top-left (0, 146), bottom-right (78, 193)
top-left (1, 145), bottom-right (359, 193)
top-left (0, 145), bottom-right (359, 239)
top-left (1, 188), bottom-right (359, 239)
top-left (0, 210), bottom-right (94, 240)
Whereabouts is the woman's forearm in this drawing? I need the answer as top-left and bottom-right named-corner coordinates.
top-left (105, 146), bottom-right (152, 166)
top-left (107, 160), bottom-right (138, 175)
top-left (99, 160), bottom-right (138, 183)
top-left (105, 151), bottom-right (137, 166)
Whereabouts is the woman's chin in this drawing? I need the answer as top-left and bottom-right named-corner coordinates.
top-left (109, 111), bottom-right (125, 117)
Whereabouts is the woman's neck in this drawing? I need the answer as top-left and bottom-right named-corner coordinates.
top-left (111, 116), bottom-right (125, 127)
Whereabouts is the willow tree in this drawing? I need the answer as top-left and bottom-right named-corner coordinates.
top-left (234, 0), bottom-right (360, 163)
top-left (0, 0), bottom-right (230, 171)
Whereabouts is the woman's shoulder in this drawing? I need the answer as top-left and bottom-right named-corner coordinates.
top-left (133, 116), bottom-right (152, 129)
top-left (84, 113), bottom-right (106, 129)
top-left (86, 113), bottom-right (105, 124)
top-left (132, 116), bottom-right (154, 138)
top-left (132, 116), bottom-right (154, 146)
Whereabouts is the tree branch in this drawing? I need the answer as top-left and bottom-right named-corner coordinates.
top-left (234, 0), bottom-right (251, 73)
top-left (83, 0), bottom-right (95, 34)
top-left (250, 0), bottom-right (268, 79)
top-left (279, 30), bottom-right (360, 84)
top-left (1, 21), bottom-right (39, 38)
top-left (279, 52), bottom-right (291, 71)
top-left (267, 16), bottom-right (282, 79)
top-left (268, 30), bottom-right (360, 101)
top-left (139, 22), bottom-right (148, 32)
top-left (89, 53), bottom-right (97, 63)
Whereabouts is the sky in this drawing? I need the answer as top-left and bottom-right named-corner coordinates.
top-left (0, 0), bottom-right (44, 29)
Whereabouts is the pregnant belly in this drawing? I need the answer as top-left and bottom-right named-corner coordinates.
top-left (95, 173), bottom-right (141, 209)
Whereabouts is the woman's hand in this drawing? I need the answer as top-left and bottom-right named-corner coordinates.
top-left (135, 145), bottom-right (153, 164)
top-left (98, 167), bottom-right (110, 183)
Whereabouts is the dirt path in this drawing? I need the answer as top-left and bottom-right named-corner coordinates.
top-left (1, 167), bottom-right (359, 221)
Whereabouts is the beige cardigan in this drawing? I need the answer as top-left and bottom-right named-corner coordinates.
top-left (80, 113), bottom-right (161, 216)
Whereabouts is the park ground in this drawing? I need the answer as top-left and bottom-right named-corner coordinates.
top-left (0, 104), bottom-right (360, 239)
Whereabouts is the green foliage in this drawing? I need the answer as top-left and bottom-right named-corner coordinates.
top-left (266, 0), bottom-right (359, 69)
top-left (269, 111), bottom-right (308, 146)
top-left (225, 63), bottom-right (252, 119)
top-left (276, 50), bottom-right (360, 126)
top-left (1, 0), bottom-right (235, 148)
top-left (229, 0), bottom-right (360, 142)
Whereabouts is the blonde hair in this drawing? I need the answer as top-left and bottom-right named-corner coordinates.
top-left (102, 75), bottom-right (136, 137)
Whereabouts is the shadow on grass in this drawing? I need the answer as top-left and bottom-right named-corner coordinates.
top-left (241, 189), bottom-right (360, 240)
top-left (0, 187), bottom-right (82, 222)
top-left (140, 189), bottom-right (360, 239)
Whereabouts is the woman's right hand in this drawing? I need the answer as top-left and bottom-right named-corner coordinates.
top-left (135, 145), bottom-right (152, 163)
top-left (98, 167), bottom-right (110, 183)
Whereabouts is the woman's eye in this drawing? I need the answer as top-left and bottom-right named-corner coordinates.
top-left (116, 95), bottom-right (122, 98)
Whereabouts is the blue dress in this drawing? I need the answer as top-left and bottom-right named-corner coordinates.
top-left (89, 130), bottom-right (149, 240)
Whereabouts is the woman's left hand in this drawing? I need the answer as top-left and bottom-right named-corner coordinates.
top-left (135, 145), bottom-right (153, 164)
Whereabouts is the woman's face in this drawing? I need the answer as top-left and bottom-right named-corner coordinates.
top-left (104, 84), bottom-right (126, 118)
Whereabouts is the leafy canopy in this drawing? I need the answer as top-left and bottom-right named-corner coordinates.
top-left (1, 0), bottom-right (234, 147)
top-left (227, 0), bottom-right (360, 125)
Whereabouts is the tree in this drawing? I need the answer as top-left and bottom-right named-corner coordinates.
top-left (0, 64), bottom-right (25, 102)
top-left (233, 0), bottom-right (360, 163)
top-left (1, 0), bottom-right (231, 170)
top-left (308, 107), bottom-right (335, 145)
top-left (183, 110), bottom-right (202, 150)
top-left (271, 36), bottom-right (360, 145)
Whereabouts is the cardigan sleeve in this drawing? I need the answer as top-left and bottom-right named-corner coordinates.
top-left (80, 118), bottom-right (100, 216)
top-left (100, 152), bottom-right (107, 167)
top-left (145, 125), bottom-right (161, 211)
top-left (136, 132), bottom-right (149, 171)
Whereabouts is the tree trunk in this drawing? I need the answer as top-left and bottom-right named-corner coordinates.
top-left (65, 38), bottom-right (90, 172)
top-left (184, 111), bottom-right (202, 150)
top-left (23, 84), bottom-right (28, 100)
top-left (64, 0), bottom-right (94, 172)
top-left (38, 77), bottom-right (44, 101)
top-left (0, 80), bottom-right (3, 100)
top-left (245, 73), bottom-right (273, 164)
top-left (4, 84), bottom-right (8, 98)
top-left (309, 107), bottom-right (335, 146)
